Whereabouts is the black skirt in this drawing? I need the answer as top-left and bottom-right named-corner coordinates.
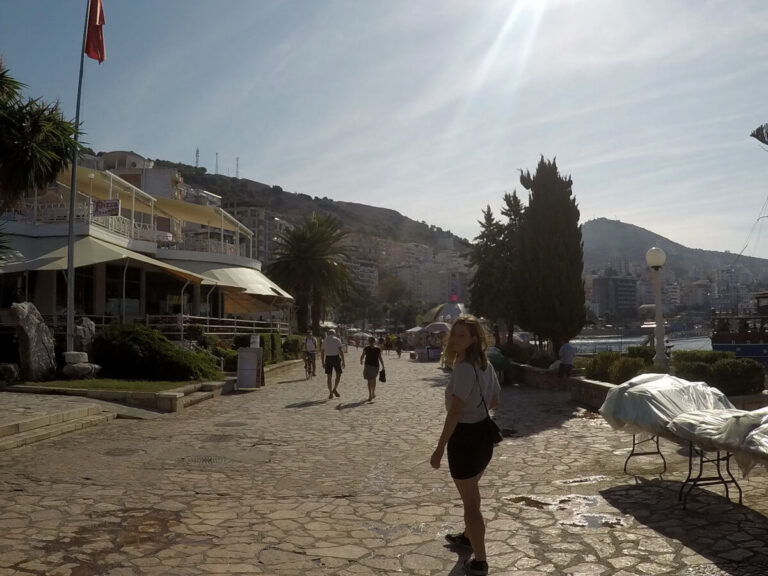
top-left (447, 419), bottom-right (494, 480)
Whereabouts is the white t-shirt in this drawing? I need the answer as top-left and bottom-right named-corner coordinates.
top-left (445, 360), bottom-right (501, 423)
top-left (305, 336), bottom-right (317, 352)
top-left (323, 335), bottom-right (343, 356)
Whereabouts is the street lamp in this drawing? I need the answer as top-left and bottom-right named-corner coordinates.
top-left (646, 246), bottom-right (667, 371)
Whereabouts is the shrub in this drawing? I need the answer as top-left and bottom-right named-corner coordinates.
top-left (608, 357), bottom-right (647, 384)
top-left (528, 348), bottom-right (556, 368)
top-left (626, 346), bottom-right (654, 364)
top-left (499, 340), bottom-right (537, 365)
top-left (212, 346), bottom-right (238, 372)
top-left (710, 359), bottom-right (765, 395)
top-left (283, 335), bottom-right (303, 358)
top-left (672, 361), bottom-right (713, 384)
top-left (186, 324), bottom-right (205, 343)
top-left (271, 333), bottom-right (283, 362)
top-left (93, 323), bottom-right (219, 381)
top-left (584, 351), bottom-right (621, 382)
top-left (671, 350), bottom-right (734, 365)
top-left (260, 333), bottom-right (273, 364)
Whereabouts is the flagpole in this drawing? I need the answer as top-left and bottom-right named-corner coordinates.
top-left (66, 0), bottom-right (92, 353)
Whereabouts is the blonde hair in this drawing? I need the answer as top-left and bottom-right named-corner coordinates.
top-left (445, 314), bottom-right (489, 370)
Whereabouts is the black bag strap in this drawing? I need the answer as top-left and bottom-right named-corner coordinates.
top-left (472, 365), bottom-right (491, 418)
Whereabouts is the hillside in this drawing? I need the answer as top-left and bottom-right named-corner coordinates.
top-left (155, 160), bottom-right (768, 279)
top-left (582, 217), bottom-right (768, 282)
top-left (155, 160), bottom-right (468, 249)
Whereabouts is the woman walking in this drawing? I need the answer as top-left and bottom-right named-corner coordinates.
top-left (360, 336), bottom-right (384, 401)
top-left (430, 315), bottom-right (501, 576)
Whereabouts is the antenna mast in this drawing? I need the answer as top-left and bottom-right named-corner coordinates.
top-left (195, 147), bottom-right (199, 168)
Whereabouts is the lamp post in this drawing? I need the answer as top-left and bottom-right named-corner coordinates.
top-left (646, 246), bottom-right (667, 371)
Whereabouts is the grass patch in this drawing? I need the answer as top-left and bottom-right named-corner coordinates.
top-left (17, 380), bottom-right (197, 393)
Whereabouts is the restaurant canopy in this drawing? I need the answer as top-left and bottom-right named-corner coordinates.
top-left (0, 236), bottom-right (203, 283)
top-left (162, 260), bottom-right (293, 303)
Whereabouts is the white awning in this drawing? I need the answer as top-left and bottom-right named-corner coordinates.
top-left (160, 260), bottom-right (293, 302)
top-left (0, 236), bottom-right (204, 283)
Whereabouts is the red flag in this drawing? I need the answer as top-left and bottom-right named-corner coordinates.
top-left (84, 0), bottom-right (106, 63)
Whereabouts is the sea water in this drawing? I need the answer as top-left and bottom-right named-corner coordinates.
top-left (571, 336), bottom-right (711, 355)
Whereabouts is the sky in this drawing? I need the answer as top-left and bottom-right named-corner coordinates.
top-left (2, 0), bottom-right (768, 258)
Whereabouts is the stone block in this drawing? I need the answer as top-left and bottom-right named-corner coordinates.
top-left (61, 362), bottom-right (100, 379)
top-left (63, 351), bottom-right (88, 365)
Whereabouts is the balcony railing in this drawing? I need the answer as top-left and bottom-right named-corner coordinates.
top-left (159, 237), bottom-right (248, 258)
top-left (23, 313), bottom-right (289, 341)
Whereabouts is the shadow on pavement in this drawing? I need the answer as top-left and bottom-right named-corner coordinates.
top-left (492, 385), bottom-right (580, 439)
top-left (601, 480), bottom-right (768, 572)
top-left (335, 400), bottom-right (370, 410)
top-left (444, 547), bottom-right (471, 576)
top-left (423, 372), bottom-right (450, 388)
top-left (284, 399), bottom-right (329, 409)
top-left (277, 377), bottom-right (312, 384)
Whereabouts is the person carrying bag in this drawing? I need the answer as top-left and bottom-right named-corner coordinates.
top-left (430, 315), bottom-right (501, 576)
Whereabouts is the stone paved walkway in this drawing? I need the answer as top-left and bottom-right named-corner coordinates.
top-left (3, 355), bottom-right (768, 575)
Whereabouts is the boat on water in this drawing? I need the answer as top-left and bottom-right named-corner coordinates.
top-left (711, 291), bottom-right (768, 367)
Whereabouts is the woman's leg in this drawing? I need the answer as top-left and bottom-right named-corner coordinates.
top-left (453, 471), bottom-right (486, 561)
top-left (366, 378), bottom-right (376, 399)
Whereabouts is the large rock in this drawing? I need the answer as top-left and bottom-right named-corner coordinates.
top-left (9, 302), bottom-right (56, 381)
top-left (61, 362), bottom-right (101, 379)
top-left (74, 317), bottom-right (96, 356)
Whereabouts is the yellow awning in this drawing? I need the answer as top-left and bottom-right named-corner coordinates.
top-left (153, 197), bottom-right (252, 236)
top-left (0, 236), bottom-right (203, 283)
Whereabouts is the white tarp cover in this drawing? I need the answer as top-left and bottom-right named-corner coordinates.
top-left (667, 407), bottom-right (768, 476)
top-left (743, 424), bottom-right (768, 465)
top-left (599, 373), bottom-right (734, 438)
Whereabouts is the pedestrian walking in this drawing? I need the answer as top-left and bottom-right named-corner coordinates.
top-left (304, 330), bottom-right (318, 377)
top-left (430, 314), bottom-right (501, 576)
top-left (322, 329), bottom-right (345, 398)
top-left (558, 340), bottom-right (576, 378)
top-left (360, 336), bottom-right (384, 401)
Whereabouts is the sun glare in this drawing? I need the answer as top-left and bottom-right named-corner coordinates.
top-left (449, 0), bottom-right (547, 137)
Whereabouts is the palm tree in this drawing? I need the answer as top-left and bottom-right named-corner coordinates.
top-left (0, 60), bottom-right (82, 210)
top-left (266, 213), bottom-right (352, 334)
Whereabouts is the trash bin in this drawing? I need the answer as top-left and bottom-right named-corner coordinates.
top-left (237, 347), bottom-right (264, 390)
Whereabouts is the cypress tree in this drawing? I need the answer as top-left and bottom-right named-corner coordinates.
top-left (518, 157), bottom-right (585, 352)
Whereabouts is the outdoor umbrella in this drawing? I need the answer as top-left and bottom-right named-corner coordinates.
top-left (422, 321), bottom-right (451, 333)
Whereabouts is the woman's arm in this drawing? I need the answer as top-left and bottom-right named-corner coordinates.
top-left (430, 395), bottom-right (465, 469)
top-left (379, 350), bottom-right (385, 369)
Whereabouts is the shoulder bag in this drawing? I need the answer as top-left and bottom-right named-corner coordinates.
top-left (473, 366), bottom-right (503, 445)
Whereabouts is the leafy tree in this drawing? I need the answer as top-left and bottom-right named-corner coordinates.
top-left (518, 157), bottom-right (586, 352)
top-left (266, 213), bottom-right (352, 334)
top-left (0, 61), bottom-right (82, 210)
top-left (466, 193), bottom-right (525, 341)
top-left (467, 207), bottom-right (505, 320)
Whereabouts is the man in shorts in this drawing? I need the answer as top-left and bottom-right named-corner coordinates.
top-left (322, 328), bottom-right (345, 398)
top-left (304, 330), bottom-right (318, 376)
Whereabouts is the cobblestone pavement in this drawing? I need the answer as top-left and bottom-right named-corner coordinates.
top-left (3, 356), bottom-right (768, 575)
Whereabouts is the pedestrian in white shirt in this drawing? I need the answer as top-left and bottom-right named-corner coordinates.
top-left (321, 329), bottom-right (346, 398)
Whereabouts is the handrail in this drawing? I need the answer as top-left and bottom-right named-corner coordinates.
top-left (0, 313), bottom-right (290, 340)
